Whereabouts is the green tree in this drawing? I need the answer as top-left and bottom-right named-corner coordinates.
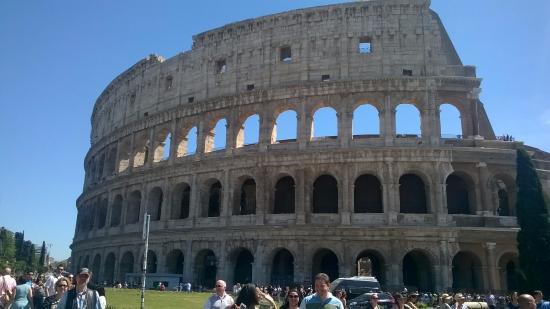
top-left (516, 148), bottom-right (550, 295)
top-left (0, 227), bottom-right (16, 267)
top-left (14, 232), bottom-right (24, 260)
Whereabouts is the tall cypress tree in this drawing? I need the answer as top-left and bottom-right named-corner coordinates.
top-left (516, 148), bottom-right (550, 295)
top-left (38, 241), bottom-right (46, 267)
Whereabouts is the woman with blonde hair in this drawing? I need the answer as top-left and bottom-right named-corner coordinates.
top-left (42, 277), bottom-right (70, 309)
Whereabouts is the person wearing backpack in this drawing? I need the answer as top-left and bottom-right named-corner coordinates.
top-left (56, 269), bottom-right (99, 309)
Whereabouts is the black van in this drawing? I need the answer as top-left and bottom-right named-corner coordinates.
top-left (330, 276), bottom-right (381, 300)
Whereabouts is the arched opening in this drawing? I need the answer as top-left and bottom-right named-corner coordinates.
top-left (177, 126), bottom-right (198, 157)
top-left (126, 190), bottom-right (141, 224)
top-left (396, 104), bottom-right (421, 137)
top-left (356, 250), bottom-right (386, 285)
top-left (313, 175), bottom-right (338, 213)
top-left (165, 249), bottom-right (184, 275)
top-left (446, 174), bottom-right (472, 214)
top-left (144, 250), bottom-right (157, 273)
top-left (232, 249), bottom-right (254, 284)
top-left (119, 252), bottom-right (134, 281)
top-left (272, 110), bottom-right (298, 143)
top-left (402, 250), bottom-right (434, 291)
top-left (195, 250), bottom-right (217, 289)
top-left (354, 174), bottom-right (383, 213)
top-left (110, 195), bottom-right (123, 227)
top-left (312, 249), bottom-right (339, 282)
top-left (153, 129), bottom-right (171, 162)
top-left (452, 251), bottom-right (484, 291)
top-left (206, 181), bottom-right (222, 217)
top-left (147, 187), bottom-right (163, 221)
top-left (92, 254), bottom-right (101, 283)
top-left (97, 153), bottom-right (105, 179)
top-left (353, 104), bottom-right (380, 138)
top-left (273, 176), bottom-right (295, 214)
top-left (171, 183), bottom-right (190, 220)
top-left (96, 198), bottom-right (108, 229)
top-left (440, 103), bottom-right (462, 138)
top-left (498, 253), bottom-right (520, 292)
top-left (494, 176), bottom-right (516, 216)
top-left (237, 114), bottom-right (260, 147)
top-left (105, 146), bottom-right (117, 176)
top-left (399, 174), bottom-right (428, 213)
top-left (117, 138), bottom-right (131, 173)
top-left (132, 131), bottom-right (149, 167)
top-left (103, 253), bottom-right (115, 284)
top-left (311, 107), bottom-right (338, 139)
top-left (271, 249), bottom-right (294, 286)
top-left (205, 119), bottom-right (227, 153)
top-left (237, 179), bottom-right (256, 215)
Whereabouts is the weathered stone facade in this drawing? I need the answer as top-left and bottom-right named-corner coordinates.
top-left (71, 0), bottom-right (550, 292)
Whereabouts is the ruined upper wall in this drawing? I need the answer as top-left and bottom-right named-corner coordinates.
top-left (90, 0), bottom-right (474, 144)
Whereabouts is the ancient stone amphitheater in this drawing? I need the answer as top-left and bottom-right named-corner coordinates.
top-left (71, 0), bottom-right (550, 292)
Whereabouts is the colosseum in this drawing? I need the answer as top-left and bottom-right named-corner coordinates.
top-left (71, 0), bottom-right (550, 293)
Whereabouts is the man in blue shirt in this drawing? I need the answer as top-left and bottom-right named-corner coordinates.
top-left (533, 291), bottom-right (550, 309)
top-left (300, 273), bottom-right (344, 309)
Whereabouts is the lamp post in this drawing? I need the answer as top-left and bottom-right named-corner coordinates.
top-left (141, 214), bottom-right (150, 309)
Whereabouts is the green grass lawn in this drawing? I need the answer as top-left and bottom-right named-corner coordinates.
top-left (105, 288), bottom-right (211, 309)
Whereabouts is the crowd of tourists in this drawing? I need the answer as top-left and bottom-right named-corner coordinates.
top-left (0, 266), bottom-right (106, 309)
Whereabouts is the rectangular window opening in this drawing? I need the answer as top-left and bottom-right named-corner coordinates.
top-left (359, 38), bottom-right (372, 54)
top-left (280, 46), bottom-right (292, 63)
top-left (322, 74), bottom-right (330, 82)
top-left (188, 97), bottom-right (194, 103)
top-left (246, 84), bottom-right (255, 91)
top-left (216, 59), bottom-right (227, 74)
top-left (402, 69), bottom-right (413, 76)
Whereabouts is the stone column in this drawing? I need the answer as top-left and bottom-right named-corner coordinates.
top-left (256, 168), bottom-right (266, 225)
top-left (189, 174), bottom-right (200, 224)
top-left (252, 242), bottom-right (266, 284)
top-left (385, 162), bottom-right (398, 225)
top-left (296, 169), bottom-right (306, 224)
top-left (340, 166), bottom-right (351, 225)
top-left (484, 242), bottom-right (498, 291)
top-left (145, 127), bottom-right (155, 168)
top-left (128, 132), bottom-right (136, 173)
top-left (299, 111), bottom-right (311, 150)
top-left (258, 113), bottom-right (272, 152)
top-left (221, 169), bottom-right (231, 222)
top-left (120, 187), bottom-right (129, 233)
top-left (435, 182), bottom-right (448, 226)
top-left (467, 88), bottom-right (481, 138)
top-left (225, 114), bottom-right (235, 156)
top-left (114, 139), bottom-right (121, 176)
top-left (168, 118), bottom-right (177, 164)
top-left (388, 240), bottom-right (401, 287)
top-left (217, 243), bottom-right (228, 281)
top-left (383, 95), bottom-right (395, 146)
top-left (438, 240), bottom-right (451, 291)
top-left (337, 108), bottom-right (352, 148)
top-left (295, 243), bottom-right (306, 284)
top-left (184, 242), bottom-right (193, 282)
top-left (477, 162), bottom-right (493, 215)
top-left (160, 180), bottom-right (171, 222)
top-left (105, 192), bottom-right (113, 233)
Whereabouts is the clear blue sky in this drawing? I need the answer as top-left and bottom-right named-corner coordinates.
top-left (0, 1), bottom-right (548, 261)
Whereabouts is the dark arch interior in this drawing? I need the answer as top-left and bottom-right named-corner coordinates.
top-left (145, 250), bottom-right (157, 273)
top-left (239, 179), bottom-right (256, 215)
top-left (446, 174), bottom-right (471, 214)
top-left (208, 181), bottom-right (222, 217)
top-left (354, 175), bottom-right (383, 213)
top-left (96, 199), bottom-right (108, 229)
top-left (313, 175), bottom-right (338, 213)
top-left (119, 252), bottom-right (134, 282)
top-left (195, 250), bottom-right (217, 289)
top-left (92, 254), bottom-right (101, 283)
top-left (356, 251), bottom-right (385, 285)
top-left (233, 249), bottom-right (254, 284)
top-left (274, 176), bottom-right (295, 214)
top-left (166, 249), bottom-right (184, 274)
top-left (171, 183), bottom-right (190, 219)
top-left (496, 179), bottom-right (511, 216)
top-left (271, 249), bottom-right (294, 286)
top-left (402, 251), bottom-right (433, 291)
top-left (452, 251), bottom-right (483, 291)
top-left (399, 174), bottom-right (427, 213)
top-left (147, 187), bottom-right (163, 221)
top-left (312, 249), bottom-right (339, 282)
top-left (110, 195), bottom-right (123, 227)
top-left (126, 191), bottom-right (141, 224)
top-left (103, 253), bottom-right (116, 284)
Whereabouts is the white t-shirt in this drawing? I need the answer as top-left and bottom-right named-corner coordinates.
top-left (44, 274), bottom-right (58, 297)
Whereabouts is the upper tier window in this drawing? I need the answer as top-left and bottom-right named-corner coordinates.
top-left (280, 46), bottom-right (292, 63)
top-left (216, 59), bottom-right (227, 74)
top-left (359, 38), bottom-right (372, 54)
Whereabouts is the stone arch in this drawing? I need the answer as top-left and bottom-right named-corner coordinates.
top-left (153, 127), bottom-right (171, 162)
top-left (171, 182), bottom-right (191, 220)
top-left (311, 106), bottom-right (338, 139)
top-left (236, 114), bottom-right (260, 148)
top-left (446, 172), bottom-right (475, 214)
top-left (313, 174), bottom-right (338, 213)
top-left (352, 104), bottom-right (380, 138)
top-left (439, 103), bottom-right (463, 138)
top-left (205, 118), bottom-right (227, 153)
top-left (498, 252), bottom-right (520, 292)
top-left (271, 248), bottom-right (294, 286)
top-left (165, 249), bottom-right (184, 274)
top-left (110, 194), bottom-right (123, 227)
top-left (132, 130), bottom-right (149, 167)
top-left (355, 249), bottom-right (386, 285)
top-left (147, 187), bottom-right (163, 221)
top-left (143, 250), bottom-right (157, 273)
top-left (194, 249), bottom-right (217, 289)
top-left (395, 103), bottom-right (422, 137)
top-left (103, 252), bottom-right (115, 284)
top-left (119, 251), bottom-right (134, 281)
top-left (273, 176), bottom-right (295, 214)
top-left (311, 248), bottom-right (339, 282)
top-left (126, 190), bottom-right (141, 224)
top-left (230, 247), bottom-right (254, 284)
top-left (117, 137), bottom-right (131, 173)
top-left (492, 174), bottom-right (516, 216)
top-left (233, 177), bottom-right (256, 215)
top-left (96, 198), bottom-right (108, 229)
top-left (452, 251), bottom-right (484, 291)
top-left (92, 254), bottom-right (101, 283)
top-left (97, 153), bottom-right (105, 180)
top-left (105, 146), bottom-right (117, 176)
top-left (399, 174), bottom-right (428, 214)
top-left (402, 249), bottom-right (434, 291)
top-left (272, 109), bottom-right (298, 143)
top-left (201, 179), bottom-right (222, 217)
top-left (177, 125), bottom-right (198, 157)
top-left (354, 174), bottom-right (383, 213)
